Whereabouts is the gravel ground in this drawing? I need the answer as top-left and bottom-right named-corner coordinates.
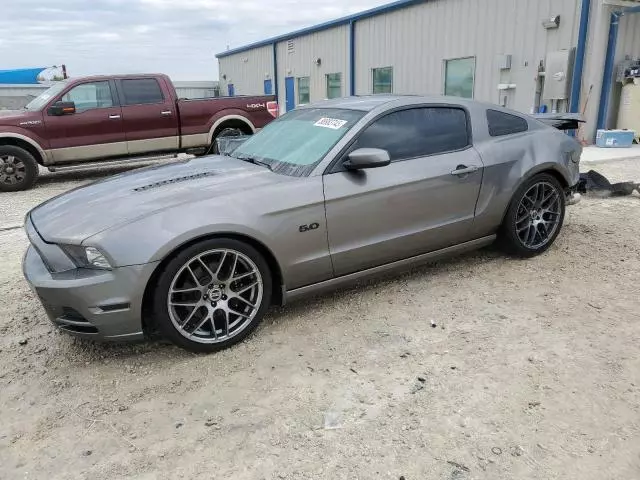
top-left (1, 158), bottom-right (639, 480)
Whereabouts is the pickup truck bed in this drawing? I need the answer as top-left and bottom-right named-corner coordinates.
top-left (0, 73), bottom-right (277, 191)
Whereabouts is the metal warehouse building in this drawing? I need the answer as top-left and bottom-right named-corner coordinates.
top-left (216, 0), bottom-right (640, 143)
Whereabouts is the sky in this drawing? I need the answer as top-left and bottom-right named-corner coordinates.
top-left (1, 0), bottom-right (391, 81)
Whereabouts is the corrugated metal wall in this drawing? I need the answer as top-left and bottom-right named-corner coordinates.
top-left (275, 25), bottom-right (350, 108)
top-left (218, 44), bottom-right (274, 96)
top-left (354, 0), bottom-right (581, 113)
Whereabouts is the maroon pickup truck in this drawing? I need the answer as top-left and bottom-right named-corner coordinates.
top-left (0, 73), bottom-right (277, 191)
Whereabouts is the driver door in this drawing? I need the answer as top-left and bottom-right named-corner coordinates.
top-left (323, 106), bottom-right (484, 277)
top-left (44, 80), bottom-right (127, 162)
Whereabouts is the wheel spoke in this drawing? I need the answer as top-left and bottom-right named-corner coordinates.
top-left (215, 252), bottom-right (227, 276)
top-left (228, 305), bottom-right (251, 319)
top-left (179, 306), bottom-right (201, 327)
top-left (171, 287), bottom-right (201, 294)
top-left (526, 225), bottom-right (536, 246)
top-left (186, 265), bottom-right (202, 287)
top-left (233, 281), bottom-right (259, 295)
top-left (190, 315), bottom-right (213, 336)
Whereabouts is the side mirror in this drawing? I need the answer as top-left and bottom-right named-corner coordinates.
top-left (343, 148), bottom-right (391, 170)
top-left (48, 101), bottom-right (76, 116)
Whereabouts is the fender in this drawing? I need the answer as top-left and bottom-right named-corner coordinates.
top-left (0, 131), bottom-right (50, 165)
top-left (207, 111), bottom-right (256, 145)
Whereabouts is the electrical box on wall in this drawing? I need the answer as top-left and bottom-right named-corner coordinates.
top-left (543, 49), bottom-right (575, 100)
top-left (497, 54), bottom-right (512, 70)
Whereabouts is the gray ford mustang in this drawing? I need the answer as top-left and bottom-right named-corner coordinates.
top-left (23, 95), bottom-right (582, 353)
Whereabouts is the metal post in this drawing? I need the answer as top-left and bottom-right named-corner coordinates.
top-left (349, 20), bottom-right (356, 96)
top-left (569, 0), bottom-right (591, 114)
top-left (596, 12), bottom-right (621, 130)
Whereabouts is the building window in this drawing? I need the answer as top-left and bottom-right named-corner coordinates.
top-left (297, 77), bottom-right (310, 105)
top-left (326, 73), bottom-right (342, 99)
top-left (444, 57), bottom-right (475, 99)
top-left (372, 67), bottom-right (393, 94)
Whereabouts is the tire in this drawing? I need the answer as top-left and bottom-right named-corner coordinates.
top-left (0, 145), bottom-right (39, 192)
top-left (499, 173), bottom-right (566, 258)
top-left (151, 238), bottom-right (272, 353)
top-left (211, 127), bottom-right (246, 155)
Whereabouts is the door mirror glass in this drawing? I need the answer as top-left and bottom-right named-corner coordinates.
top-left (47, 101), bottom-right (76, 116)
top-left (344, 148), bottom-right (391, 170)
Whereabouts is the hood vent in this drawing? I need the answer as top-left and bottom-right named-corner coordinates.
top-left (133, 171), bottom-right (218, 192)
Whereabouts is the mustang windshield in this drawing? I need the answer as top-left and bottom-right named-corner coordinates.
top-left (231, 108), bottom-right (364, 176)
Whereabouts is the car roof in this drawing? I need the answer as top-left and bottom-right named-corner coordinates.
top-left (298, 94), bottom-right (491, 112)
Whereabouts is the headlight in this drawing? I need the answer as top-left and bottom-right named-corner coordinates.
top-left (61, 245), bottom-right (112, 270)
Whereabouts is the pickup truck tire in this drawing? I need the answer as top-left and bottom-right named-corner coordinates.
top-left (0, 145), bottom-right (39, 192)
top-left (211, 127), bottom-right (245, 155)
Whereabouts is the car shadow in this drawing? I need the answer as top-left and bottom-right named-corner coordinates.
top-left (59, 245), bottom-right (503, 362)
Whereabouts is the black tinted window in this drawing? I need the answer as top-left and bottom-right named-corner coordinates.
top-left (354, 107), bottom-right (469, 160)
top-left (487, 109), bottom-right (528, 136)
top-left (121, 79), bottom-right (164, 105)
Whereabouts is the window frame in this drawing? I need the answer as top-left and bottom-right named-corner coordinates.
top-left (372, 66), bottom-right (393, 95)
top-left (326, 73), bottom-right (342, 99)
top-left (325, 104), bottom-right (473, 174)
top-left (486, 108), bottom-right (529, 137)
top-left (297, 76), bottom-right (310, 105)
top-left (116, 77), bottom-right (166, 106)
top-left (52, 80), bottom-right (118, 114)
top-left (443, 56), bottom-right (476, 99)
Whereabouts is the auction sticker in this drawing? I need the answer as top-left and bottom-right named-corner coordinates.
top-left (314, 117), bottom-right (348, 129)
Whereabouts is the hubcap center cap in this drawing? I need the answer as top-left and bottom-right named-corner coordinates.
top-left (5, 167), bottom-right (14, 174)
top-left (207, 287), bottom-right (223, 302)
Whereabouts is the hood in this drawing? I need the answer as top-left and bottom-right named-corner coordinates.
top-left (0, 109), bottom-right (42, 124)
top-left (29, 155), bottom-right (290, 244)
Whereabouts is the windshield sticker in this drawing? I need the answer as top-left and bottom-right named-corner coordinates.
top-left (314, 118), bottom-right (348, 130)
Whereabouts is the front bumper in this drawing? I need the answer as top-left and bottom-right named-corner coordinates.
top-left (23, 246), bottom-right (159, 341)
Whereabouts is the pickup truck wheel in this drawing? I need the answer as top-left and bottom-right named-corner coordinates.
top-left (152, 238), bottom-right (272, 353)
top-left (0, 146), bottom-right (39, 192)
top-left (500, 173), bottom-right (566, 258)
top-left (212, 127), bottom-right (244, 155)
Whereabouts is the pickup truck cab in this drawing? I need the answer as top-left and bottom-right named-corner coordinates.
top-left (0, 73), bottom-right (277, 191)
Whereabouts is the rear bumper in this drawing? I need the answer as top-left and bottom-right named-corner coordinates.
top-left (22, 246), bottom-right (158, 341)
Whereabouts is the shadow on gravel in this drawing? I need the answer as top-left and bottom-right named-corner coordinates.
top-left (55, 247), bottom-right (503, 361)
top-left (37, 163), bottom-right (161, 186)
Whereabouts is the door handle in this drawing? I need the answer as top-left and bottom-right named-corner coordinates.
top-left (108, 114), bottom-right (121, 119)
top-left (161, 110), bottom-right (172, 116)
top-left (451, 165), bottom-right (479, 176)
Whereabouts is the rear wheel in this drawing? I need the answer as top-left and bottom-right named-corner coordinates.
top-left (152, 238), bottom-right (272, 353)
top-left (500, 173), bottom-right (566, 257)
top-left (211, 127), bottom-right (246, 155)
top-left (0, 145), bottom-right (39, 192)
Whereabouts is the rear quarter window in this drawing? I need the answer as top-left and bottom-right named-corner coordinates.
top-left (487, 109), bottom-right (528, 137)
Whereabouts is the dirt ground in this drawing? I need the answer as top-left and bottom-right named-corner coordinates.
top-left (1, 160), bottom-right (639, 480)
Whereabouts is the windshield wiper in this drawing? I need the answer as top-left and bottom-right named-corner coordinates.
top-left (235, 155), bottom-right (273, 171)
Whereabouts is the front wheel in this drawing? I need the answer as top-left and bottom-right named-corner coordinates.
top-left (0, 145), bottom-right (39, 192)
top-left (152, 238), bottom-right (272, 353)
top-left (500, 173), bottom-right (566, 258)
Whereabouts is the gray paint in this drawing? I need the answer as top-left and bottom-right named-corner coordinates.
top-left (23, 95), bottom-right (580, 344)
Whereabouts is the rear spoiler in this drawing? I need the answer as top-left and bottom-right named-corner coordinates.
top-left (532, 113), bottom-right (585, 131)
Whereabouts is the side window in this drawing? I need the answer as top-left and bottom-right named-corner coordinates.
top-left (487, 109), bottom-right (528, 136)
top-left (61, 81), bottom-right (113, 112)
top-left (120, 78), bottom-right (164, 106)
top-left (353, 107), bottom-right (469, 161)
